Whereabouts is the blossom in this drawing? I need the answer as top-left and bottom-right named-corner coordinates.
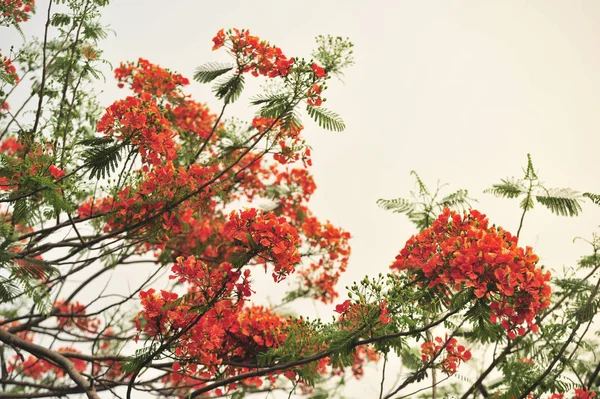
top-left (224, 208), bottom-right (301, 281)
top-left (311, 62), bottom-right (327, 78)
top-left (49, 165), bottom-right (66, 179)
top-left (574, 388), bottom-right (597, 399)
top-left (334, 299), bottom-right (351, 314)
top-left (213, 28), bottom-right (294, 78)
top-left (1, 51), bottom-right (19, 83)
top-left (0, 0), bottom-right (35, 24)
top-left (212, 29), bottom-right (226, 50)
top-left (420, 335), bottom-right (471, 375)
top-left (391, 208), bottom-right (551, 338)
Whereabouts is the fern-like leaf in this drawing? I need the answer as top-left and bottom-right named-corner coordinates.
top-left (193, 62), bottom-right (234, 84)
top-left (438, 189), bottom-right (475, 211)
top-left (524, 153), bottom-right (538, 179)
top-left (214, 74), bottom-right (245, 104)
top-left (536, 188), bottom-right (583, 217)
top-left (583, 192), bottom-right (600, 206)
top-left (280, 109), bottom-right (302, 133)
top-left (409, 170), bottom-right (430, 196)
top-left (120, 345), bottom-right (156, 374)
top-left (0, 277), bottom-right (20, 303)
top-left (11, 199), bottom-right (31, 224)
top-left (376, 197), bottom-right (415, 215)
top-left (83, 141), bottom-right (125, 179)
top-left (252, 93), bottom-right (292, 119)
top-left (484, 178), bottom-right (525, 199)
top-left (306, 106), bottom-right (345, 132)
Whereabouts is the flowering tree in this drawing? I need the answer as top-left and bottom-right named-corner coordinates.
top-left (1, 1), bottom-right (600, 398)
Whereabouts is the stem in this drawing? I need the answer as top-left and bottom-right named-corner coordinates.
top-left (0, 328), bottom-right (100, 399)
top-left (31, 0), bottom-right (53, 137)
top-left (516, 176), bottom-right (534, 238)
top-left (379, 354), bottom-right (387, 399)
top-left (518, 273), bottom-right (600, 398)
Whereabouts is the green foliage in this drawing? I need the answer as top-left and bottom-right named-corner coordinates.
top-left (312, 35), bottom-right (355, 78)
top-left (485, 154), bottom-right (584, 218)
top-left (51, 13), bottom-right (71, 27)
top-left (399, 347), bottom-right (421, 371)
top-left (584, 192), bottom-right (600, 206)
top-left (535, 188), bottom-right (582, 216)
top-left (252, 92), bottom-right (292, 119)
top-left (193, 62), bottom-right (234, 84)
top-left (121, 344), bottom-right (157, 374)
top-left (0, 276), bottom-right (20, 303)
top-left (81, 137), bottom-right (126, 179)
top-left (377, 170), bottom-right (475, 231)
top-left (484, 177), bottom-right (525, 199)
top-left (306, 105), bottom-right (346, 132)
top-left (214, 73), bottom-right (245, 104)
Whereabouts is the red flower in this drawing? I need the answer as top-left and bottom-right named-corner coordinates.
top-left (311, 63), bottom-right (327, 78)
top-left (334, 299), bottom-right (351, 314)
top-left (574, 388), bottom-right (597, 399)
top-left (49, 165), bottom-right (66, 179)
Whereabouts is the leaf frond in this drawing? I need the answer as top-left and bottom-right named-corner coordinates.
top-left (306, 106), bottom-right (345, 132)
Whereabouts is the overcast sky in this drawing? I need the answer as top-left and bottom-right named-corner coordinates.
top-left (3, 0), bottom-right (600, 397)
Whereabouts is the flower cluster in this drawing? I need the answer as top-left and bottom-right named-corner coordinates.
top-left (213, 28), bottom-right (295, 78)
top-left (251, 116), bottom-right (311, 166)
top-left (0, 138), bottom-right (70, 191)
top-left (171, 98), bottom-right (218, 139)
top-left (0, 0), bottom-right (35, 25)
top-left (170, 256), bottom-right (252, 301)
top-left (420, 335), bottom-right (472, 375)
top-left (306, 83), bottom-right (324, 107)
top-left (548, 389), bottom-right (597, 399)
top-left (97, 95), bottom-right (177, 165)
top-left (1, 50), bottom-right (19, 83)
top-left (391, 208), bottom-right (551, 338)
top-left (54, 299), bottom-right (101, 333)
top-left (224, 208), bottom-right (301, 282)
top-left (299, 216), bottom-right (351, 302)
top-left (9, 348), bottom-right (87, 380)
top-left (0, 136), bottom-right (24, 156)
top-left (114, 58), bottom-right (190, 100)
top-left (0, 137), bottom-right (24, 189)
top-left (334, 299), bottom-right (391, 330)
top-left (500, 389), bottom-right (598, 399)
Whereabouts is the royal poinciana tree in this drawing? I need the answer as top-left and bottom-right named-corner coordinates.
top-left (1, 1), bottom-right (600, 399)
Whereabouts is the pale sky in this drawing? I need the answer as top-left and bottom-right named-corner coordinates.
top-left (3, 1), bottom-right (600, 397)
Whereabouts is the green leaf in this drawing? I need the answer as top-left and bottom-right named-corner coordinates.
top-left (583, 192), bottom-right (600, 206)
top-left (11, 199), bottom-right (31, 224)
top-left (520, 195), bottom-right (535, 211)
top-left (193, 62), bottom-right (234, 84)
top-left (410, 170), bottom-right (430, 196)
top-left (0, 277), bottom-right (20, 303)
top-left (306, 106), bottom-right (345, 132)
top-left (535, 188), bottom-right (583, 217)
top-left (214, 74), bottom-right (245, 104)
top-left (51, 13), bottom-right (71, 27)
top-left (121, 345), bottom-right (156, 374)
top-left (376, 197), bottom-right (415, 215)
top-left (524, 153), bottom-right (537, 180)
top-left (437, 189), bottom-right (475, 211)
top-left (484, 178), bottom-right (525, 199)
top-left (252, 93), bottom-right (291, 119)
top-left (83, 140), bottom-right (126, 179)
